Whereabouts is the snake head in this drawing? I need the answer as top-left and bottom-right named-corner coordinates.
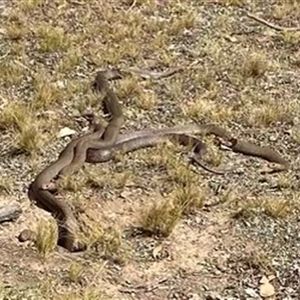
top-left (92, 69), bottom-right (123, 91)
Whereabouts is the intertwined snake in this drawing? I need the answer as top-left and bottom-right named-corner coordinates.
top-left (20, 71), bottom-right (290, 252)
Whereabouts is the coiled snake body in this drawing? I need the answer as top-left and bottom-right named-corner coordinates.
top-left (23, 71), bottom-right (290, 252)
top-left (27, 72), bottom-right (124, 251)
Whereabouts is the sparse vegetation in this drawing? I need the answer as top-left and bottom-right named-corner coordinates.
top-left (138, 198), bottom-right (182, 237)
top-left (35, 219), bottom-right (58, 259)
top-left (68, 261), bottom-right (85, 284)
top-left (1, 0), bottom-right (299, 299)
top-left (241, 52), bottom-right (270, 80)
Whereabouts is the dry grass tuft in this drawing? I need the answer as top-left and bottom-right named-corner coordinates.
top-left (68, 261), bottom-right (85, 284)
top-left (0, 101), bottom-right (45, 154)
top-left (35, 219), bottom-right (58, 259)
top-left (20, 0), bottom-right (46, 12)
top-left (263, 197), bottom-right (292, 219)
top-left (92, 227), bottom-right (129, 265)
top-left (232, 196), bottom-right (293, 220)
top-left (36, 25), bottom-right (70, 53)
top-left (138, 198), bottom-right (182, 237)
top-left (0, 60), bottom-right (27, 86)
top-left (241, 52), bottom-right (270, 79)
top-left (0, 177), bottom-right (13, 194)
top-left (173, 183), bottom-right (207, 215)
top-left (243, 94), bottom-right (298, 127)
top-left (32, 72), bottom-right (63, 109)
top-left (86, 169), bottom-right (131, 190)
top-left (57, 288), bottom-right (105, 300)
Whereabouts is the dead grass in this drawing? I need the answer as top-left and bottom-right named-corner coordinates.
top-left (35, 24), bottom-right (71, 53)
top-left (35, 219), bottom-right (58, 259)
top-left (57, 288), bottom-right (106, 300)
top-left (0, 60), bottom-right (27, 86)
top-left (68, 261), bottom-right (85, 284)
top-left (138, 197), bottom-right (182, 237)
top-left (241, 52), bottom-right (270, 80)
top-left (232, 196), bottom-right (293, 220)
top-left (85, 169), bottom-right (132, 190)
top-left (0, 101), bottom-right (46, 154)
top-left (32, 72), bottom-right (64, 109)
top-left (0, 177), bottom-right (13, 194)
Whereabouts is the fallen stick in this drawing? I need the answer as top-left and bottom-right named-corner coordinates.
top-left (0, 204), bottom-right (22, 223)
top-left (244, 11), bottom-right (300, 32)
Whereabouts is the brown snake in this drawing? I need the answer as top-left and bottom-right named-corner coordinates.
top-left (26, 71), bottom-right (124, 252)
top-left (21, 71), bottom-right (290, 252)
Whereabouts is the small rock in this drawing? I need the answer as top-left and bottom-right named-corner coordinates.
top-left (56, 80), bottom-right (65, 89)
top-left (260, 282), bottom-right (275, 298)
top-left (57, 127), bottom-right (77, 138)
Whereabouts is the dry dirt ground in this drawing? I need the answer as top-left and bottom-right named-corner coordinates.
top-left (0, 0), bottom-right (300, 299)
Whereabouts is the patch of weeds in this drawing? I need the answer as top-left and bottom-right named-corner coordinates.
top-left (116, 76), bottom-right (143, 100)
top-left (68, 261), bottom-right (85, 284)
top-left (0, 101), bottom-right (44, 154)
top-left (290, 125), bottom-right (300, 144)
top-left (134, 90), bottom-right (158, 111)
top-left (0, 102), bottom-right (30, 131)
top-left (236, 250), bottom-right (275, 274)
top-left (219, 0), bottom-right (246, 6)
top-left (246, 101), bottom-right (296, 127)
top-left (58, 173), bottom-right (85, 193)
top-left (0, 177), bottom-right (13, 194)
top-left (231, 197), bottom-right (261, 220)
top-left (143, 142), bottom-right (175, 169)
top-left (57, 287), bottom-right (106, 300)
top-left (0, 60), bottom-right (27, 86)
top-left (138, 198), bottom-right (182, 237)
top-left (241, 52), bottom-right (270, 79)
top-left (182, 91), bottom-right (234, 124)
top-left (57, 48), bottom-right (82, 73)
top-left (4, 22), bottom-right (27, 41)
top-left (35, 219), bottom-right (58, 259)
top-left (166, 11), bottom-right (197, 36)
top-left (86, 169), bottom-right (131, 190)
top-left (93, 227), bottom-right (129, 265)
top-left (166, 155), bottom-right (193, 186)
top-left (32, 72), bottom-right (63, 109)
top-left (280, 31), bottom-right (300, 47)
top-left (36, 25), bottom-right (70, 53)
top-left (15, 124), bottom-right (43, 154)
top-left (173, 182), bottom-right (207, 215)
top-left (244, 96), bottom-right (299, 127)
top-left (276, 173), bottom-right (294, 190)
top-left (273, 1), bottom-right (300, 19)
top-left (20, 0), bottom-right (46, 12)
top-left (232, 196), bottom-right (293, 220)
top-left (262, 197), bottom-right (292, 219)
top-left (192, 67), bottom-right (217, 91)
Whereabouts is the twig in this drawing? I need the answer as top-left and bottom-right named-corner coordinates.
top-left (244, 11), bottom-right (300, 32)
top-left (125, 66), bottom-right (184, 80)
top-left (126, 0), bottom-right (136, 11)
top-left (0, 204), bottom-right (22, 223)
